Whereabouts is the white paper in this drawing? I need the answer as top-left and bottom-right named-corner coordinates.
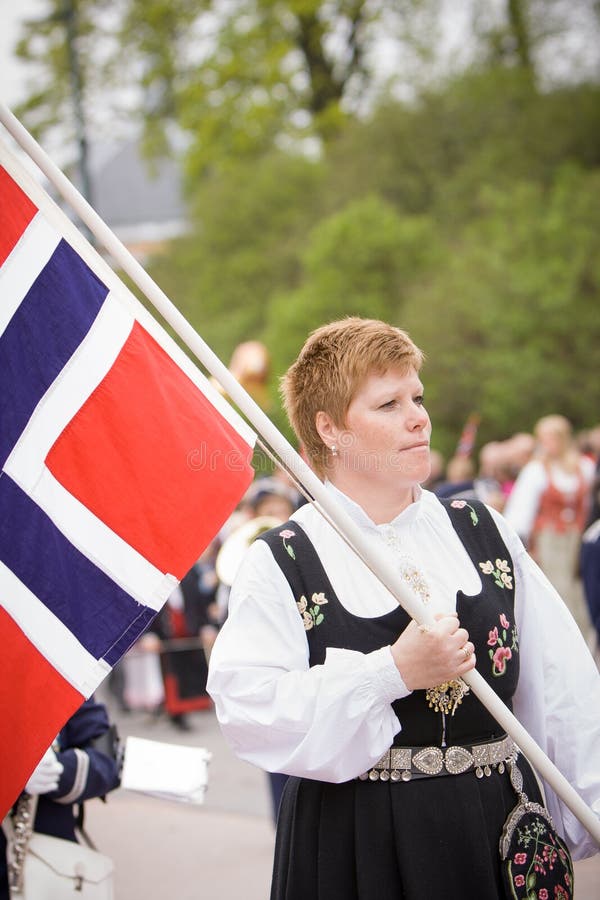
top-left (121, 736), bottom-right (212, 804)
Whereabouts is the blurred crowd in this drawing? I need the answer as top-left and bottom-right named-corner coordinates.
top-left (428, 416), bottom-right (600, 649)
top-left (108, 413), bottom-right (600, 737)
top-left (106, 468), bottom-right (304, 732)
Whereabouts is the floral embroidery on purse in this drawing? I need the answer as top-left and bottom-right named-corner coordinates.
top-left (296, 593), bottom-right (328, 630)
top-left (500, 761), bottom-right (573, 899)
top-left (487, 613), bottom-right (519, 677)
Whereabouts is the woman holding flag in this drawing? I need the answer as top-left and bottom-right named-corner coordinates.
top-left (208, 317), bottom-right (600, 899)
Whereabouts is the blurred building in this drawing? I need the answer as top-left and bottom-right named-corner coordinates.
top-left (88, 139), bottom-right (188, 262)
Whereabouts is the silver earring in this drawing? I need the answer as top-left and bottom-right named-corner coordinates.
top-left (331, 444), bottom-right (338, 457)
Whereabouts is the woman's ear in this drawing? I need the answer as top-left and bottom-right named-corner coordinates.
top-left (315, 410), bottom-right (338, 447)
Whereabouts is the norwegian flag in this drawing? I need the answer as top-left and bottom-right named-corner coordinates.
top-left (0, 164), bottom-right (255, 816)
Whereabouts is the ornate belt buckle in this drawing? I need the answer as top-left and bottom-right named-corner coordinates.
top-left (390, 747), bottom-right (412, 782)
top-left (412, 747), bottom-right (444, 776)
top-left (444, 746), bottom-right (474, 775)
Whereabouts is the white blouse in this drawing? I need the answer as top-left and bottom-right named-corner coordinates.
top-left (207, 483), bottom-right (600, 860)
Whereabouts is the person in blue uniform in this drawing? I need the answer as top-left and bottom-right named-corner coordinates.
top-left (1, 696), bottom-right (121, 898)
top-left (581, 457), bottom-right (600, 649)
top-left (208, 317), bottom-right (600, 900)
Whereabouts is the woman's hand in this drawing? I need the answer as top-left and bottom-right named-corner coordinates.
top-left (390, 613), bottom-right (476, 691)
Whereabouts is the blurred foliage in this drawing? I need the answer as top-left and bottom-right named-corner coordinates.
top-left (12, 0), bottom-right (600, 457)
top-left (113, 0), bottom-right (427, 180)
top-left (400, 166), bottom-right (600, 455)
top-left (264, 196), bottom-right (439, 370)
top-left (147, 150), bottom-right (327, 360)
top-left (14, 0), bottom-right (101, 142)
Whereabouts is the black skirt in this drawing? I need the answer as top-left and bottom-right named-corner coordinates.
top-left (271, 756), bottom-right (545, 900)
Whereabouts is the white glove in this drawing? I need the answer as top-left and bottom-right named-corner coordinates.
top-left (25, 746), bottom-right (64, 795)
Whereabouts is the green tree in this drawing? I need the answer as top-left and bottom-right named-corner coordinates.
top-left (14, 0), bottom-right (98, 196)
top-left (473, 0), bottom-right (600, 85)
top-left (400, 167), bottom-right (600, 456)
top-left (146, 150), bottom-right (325, 360)
top-left (117, 0), bottom-right (600, 177)
top-left (117, 0), bottom-right (430, 179)
top-left (324, 67), bottom-right (600, 222)
top-left (139, 71), bottom-right (600, 451)
top-left (11, 2), bottom-right (600, 456)
top-left (264, 195), bottom-right (439, 381)
top-left (14, 1), bottom-right (599, 180)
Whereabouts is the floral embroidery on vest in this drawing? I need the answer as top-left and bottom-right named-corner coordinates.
top-left (279, 528), bottom-right (296, 559)
top-left (479, 558), bottom-right (513, 589)
top-left (277, 529), bottom-right (329, 629)
top-left (450, 499), bottom-right (479, 526)
top-left (296, 592), bottom-right (328, 630)
top-left (487, 613), bottom-right (519, 676)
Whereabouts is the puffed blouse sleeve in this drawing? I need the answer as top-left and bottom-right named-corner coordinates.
top-left (207, 539), bottom-right (410, 784)
top-left (490, 508), bottom-right (600, 861)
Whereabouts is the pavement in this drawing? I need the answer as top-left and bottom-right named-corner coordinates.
top-left (90, 685), bottom-right (600, 900)
top-left (89, 685), bottom-right (275, 899)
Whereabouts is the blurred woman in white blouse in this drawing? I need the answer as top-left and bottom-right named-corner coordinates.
top-left (504, 414), bottom-right (595, 637)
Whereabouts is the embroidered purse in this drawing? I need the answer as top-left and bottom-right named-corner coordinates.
top-left (499, 761), bottom-right (574, 900)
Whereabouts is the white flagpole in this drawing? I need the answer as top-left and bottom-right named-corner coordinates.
top-left (1, 102), bottom-right (598, 847)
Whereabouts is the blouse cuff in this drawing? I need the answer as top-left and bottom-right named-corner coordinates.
top-left (324, 645), bottom-right (410, 704)
top-left (373, 646), bottom-right (412, 701)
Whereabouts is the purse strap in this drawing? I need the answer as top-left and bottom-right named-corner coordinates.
top-left (3, 793), bottom-right (38, 895)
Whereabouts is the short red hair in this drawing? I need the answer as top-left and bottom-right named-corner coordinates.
top-left (281, 317), bottom-right (424, 477)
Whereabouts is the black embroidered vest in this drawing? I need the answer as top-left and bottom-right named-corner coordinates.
top-left (260, 499), bottom-right (519, 749)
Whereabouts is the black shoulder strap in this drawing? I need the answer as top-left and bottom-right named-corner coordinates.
top-left (439, 498), bottom-right (514, 570)
top-left (258, 520), bottom-right (329, 601)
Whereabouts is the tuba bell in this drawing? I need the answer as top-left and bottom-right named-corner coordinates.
top-left (216, 516), bottom-right (281, 587)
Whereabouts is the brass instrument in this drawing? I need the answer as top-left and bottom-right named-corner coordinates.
top-left (216, 516), bottom-right (281, 586)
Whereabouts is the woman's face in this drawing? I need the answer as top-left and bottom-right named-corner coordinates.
top-left (333, 367), bottom-right (432, 489)
top-left (536, 424), bottom-right (566, 459)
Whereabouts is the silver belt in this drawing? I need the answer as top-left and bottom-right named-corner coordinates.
top-left (358, 735), bottom-right (517, 783)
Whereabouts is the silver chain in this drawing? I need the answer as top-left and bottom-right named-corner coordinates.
top-left (6, 793), bottom-right (36, 894)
